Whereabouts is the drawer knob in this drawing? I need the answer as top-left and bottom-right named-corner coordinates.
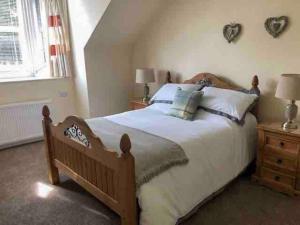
top-left (274, 176), bottom-right (280, 181)
top-left (279, 142), bottom-right (285, 147)
top-left (276, 159), bottom-right (283, 164)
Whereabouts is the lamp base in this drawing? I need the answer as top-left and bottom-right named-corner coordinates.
top-left (142, 97), bottom-right (150, 103)
top-left (282, 121), bottom-right (298, 131)
top-left (282, 100), bottom-right (298, 131)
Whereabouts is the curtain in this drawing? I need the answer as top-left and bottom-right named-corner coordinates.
top-left (21, 0), bottom-right (44, 75)
top-left (44, 0), bottom-right (71, 78)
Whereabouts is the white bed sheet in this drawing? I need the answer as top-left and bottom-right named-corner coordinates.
top-left (94, 104), bottom-right (257, 225)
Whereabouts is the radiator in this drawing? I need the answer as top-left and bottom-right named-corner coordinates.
top-left (0, 99), bottom-right (52, 149)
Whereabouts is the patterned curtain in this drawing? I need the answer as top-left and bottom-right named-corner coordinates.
top-left (44, 0), bottom-right (71, 78)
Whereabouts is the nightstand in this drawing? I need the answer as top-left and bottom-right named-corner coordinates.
top-left (252, 122), bottom-right (300, 196)
top-left (130, 100), bottom-right (149, 110)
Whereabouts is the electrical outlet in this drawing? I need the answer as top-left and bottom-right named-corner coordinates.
top-left (59, 91), bottom-right (68, 98)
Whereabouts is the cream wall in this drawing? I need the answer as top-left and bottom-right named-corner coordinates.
top-left (0, 78), bottom-right (76, 123)
top-left (85, 44), bottom-right (133, 117)
top-left (68, 0), bottom-right (111, 118)
top-left (133, 0), bottom-right (300, 121)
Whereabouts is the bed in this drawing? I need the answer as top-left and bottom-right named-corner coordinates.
top-left (42, 73), bottom-right (260, 225)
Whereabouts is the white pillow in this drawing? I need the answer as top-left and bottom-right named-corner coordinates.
top-left (150, 83), bottom-right (202, 104)
top-left (199, 87), bottom-right (258, 125)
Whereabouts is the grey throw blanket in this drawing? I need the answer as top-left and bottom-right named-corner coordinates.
top-left (87, 118), bottom-right (188, 187)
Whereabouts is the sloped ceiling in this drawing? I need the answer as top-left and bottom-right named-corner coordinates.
top-left (68, 0), bottom-right (111, 117)
top-left (83, 0), bottom-right (171, 117)
top-left (68, 0), bottom-right (111, 47)
top-left (86, 0), bottom-right (172, 47)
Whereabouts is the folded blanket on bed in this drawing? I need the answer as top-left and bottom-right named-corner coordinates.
top-left (87, 118), bottom-right (188, 187)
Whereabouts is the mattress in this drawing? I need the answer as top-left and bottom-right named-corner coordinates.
top-left (89, 103), bottom-right (257, 225)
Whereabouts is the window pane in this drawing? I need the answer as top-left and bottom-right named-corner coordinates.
top-left (0, 0), bottom-right (18, 27)
top-left (0, 32), bottom-right (22, 66)
top-left (0, 0), bottom-right (49, 79)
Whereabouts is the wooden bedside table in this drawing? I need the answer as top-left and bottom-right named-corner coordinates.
top-left (130, 100), bottom-right (149, 110)
top-left (252, 122), bottom-right (300, 196)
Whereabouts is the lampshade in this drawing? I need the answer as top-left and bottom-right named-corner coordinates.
top-left (136, 69), bottom-right (155, 84)
top-left (275, 74), bottom-right (300, 100)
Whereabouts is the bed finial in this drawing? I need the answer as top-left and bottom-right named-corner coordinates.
top-left (166, 71), bottom-right (172, 83)
top-left (252, 75), bottom-right (259, 89)
top-left (120, 134), bottom-right (132, 155)
top-left (42, 105), bottom-right (51, 121)
top-left (250, 75), bottom-right (260, 96)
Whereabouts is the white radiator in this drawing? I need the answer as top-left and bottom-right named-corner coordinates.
top-left (0, 99), bottom-right (52, 149)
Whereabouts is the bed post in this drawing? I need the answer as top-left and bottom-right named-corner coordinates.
top-left (251, 75), bottom-right (259, 93)
top-left (251, 75), bottom-right (260, 121)
top-left (42, 105), bottom-right (60, 185)
top-left (119, 134), bottom-right (137, 225)
top-left (166, 71), bottom-right (172, 83)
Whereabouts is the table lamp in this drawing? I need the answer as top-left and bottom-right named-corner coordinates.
top-left (136, 69), bottom-right (155, 102)
top-left (275, 74), bottom-right (300, 130)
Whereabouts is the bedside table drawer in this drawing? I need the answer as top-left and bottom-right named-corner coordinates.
top-left (296, 177), bottom-right (300, 191)
top-left (261, 167), bottom-right (295, 188)
top-left (265, 134), bottom-right (299, 154)
top-left (130, 100), bottom-right (149, 110)
top-left (254, 123), bottom-right (300, 195)
top-left (263, 150), bottom-right (298, 173)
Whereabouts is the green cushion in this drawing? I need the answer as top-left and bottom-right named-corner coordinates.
top-left (167, 88), bottom-right (203, 120)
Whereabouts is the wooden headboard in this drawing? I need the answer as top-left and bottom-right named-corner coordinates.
top-left (180, 72), bottom-right (260, 120)
top-left (183, 72), bottom-right (259, 92)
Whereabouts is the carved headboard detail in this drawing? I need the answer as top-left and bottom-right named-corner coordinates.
top-left (184, 73), bottom-right (237, 90)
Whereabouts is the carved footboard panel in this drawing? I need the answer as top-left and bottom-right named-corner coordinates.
top-left (42, 106), bottom-right (137, 225)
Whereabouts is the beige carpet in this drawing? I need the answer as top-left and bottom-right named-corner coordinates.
top-left (0, 142), bottom-right (300, 225)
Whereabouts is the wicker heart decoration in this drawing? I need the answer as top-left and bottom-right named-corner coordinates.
top-left (223, 23), bottom-right (242, 43)
top-left (265, 16), bottom-right (289, 38)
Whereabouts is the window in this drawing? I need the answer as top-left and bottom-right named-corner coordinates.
top-left (0, 0), bottom-right (48, 80)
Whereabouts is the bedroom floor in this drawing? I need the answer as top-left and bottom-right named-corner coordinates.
top-left (1, 142), bottom-right (300, 225)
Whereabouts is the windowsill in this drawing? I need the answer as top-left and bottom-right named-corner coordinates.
top-left (0, 76), bottom-right (70, 84)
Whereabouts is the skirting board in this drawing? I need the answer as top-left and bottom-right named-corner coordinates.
top-left (0, 136), bottom-right (44, 150)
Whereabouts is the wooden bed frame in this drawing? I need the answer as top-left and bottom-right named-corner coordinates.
top-left (42, 73), bottom-right (260, 225)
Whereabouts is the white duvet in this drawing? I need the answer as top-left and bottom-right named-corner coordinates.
top-left (92, 103), bottom-right (257, 225)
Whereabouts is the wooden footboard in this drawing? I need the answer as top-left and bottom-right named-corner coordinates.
top-left (42, 106), bottom-right (137, 225)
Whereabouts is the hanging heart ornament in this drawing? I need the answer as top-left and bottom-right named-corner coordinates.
top-left (223, 23), bottom-right (242, 43)
top-left (265, 16), bottom-right (289, 38)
